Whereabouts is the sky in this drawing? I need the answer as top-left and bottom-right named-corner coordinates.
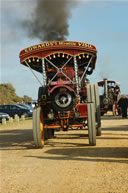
top-left (1, 0), bottom-right (128, 99)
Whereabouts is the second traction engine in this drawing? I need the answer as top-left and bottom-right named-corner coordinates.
top-left (98, 79), bottom-right (120, 116)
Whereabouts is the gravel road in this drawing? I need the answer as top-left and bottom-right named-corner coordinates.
top-left (0, 116), bottom-right (128, 193)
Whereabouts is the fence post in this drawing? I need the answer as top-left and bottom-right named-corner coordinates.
top-left (14, 114), bottom-right (19, 122)
top-left (2, 118), bottom-right (6, 125)
top-left (9, 117), bottom-right (13, 123)
top-left (21, 115), bottom-right (25, 121)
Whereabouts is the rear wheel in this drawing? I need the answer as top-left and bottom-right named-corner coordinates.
top-left (33, 107), bottom-right (45, 148)
top-left (87, 103), bottom-right (96, 146)
top-left (87, 84), bottom-right (101, 136)
top-left (94, 84), bottom-right (101, 136)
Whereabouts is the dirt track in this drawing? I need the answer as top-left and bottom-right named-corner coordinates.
top-left (0, 115), bottom-right (128, 193)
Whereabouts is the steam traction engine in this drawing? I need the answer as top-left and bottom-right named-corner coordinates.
top-left (98, 79), bottom-right (120, 116)
top-left (19, 41), bottom-right (101, 148)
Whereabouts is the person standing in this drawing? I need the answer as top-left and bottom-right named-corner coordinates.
top-left (118, 95), bottom-right (128, 118)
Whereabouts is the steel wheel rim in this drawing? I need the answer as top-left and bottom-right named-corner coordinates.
top-left (40, 108), bottom-right (44, 144)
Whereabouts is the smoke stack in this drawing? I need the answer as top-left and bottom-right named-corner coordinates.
top-left (104, 78), bottom-right (108, 97)
top-left (24, 0), bottom-right (77, 41)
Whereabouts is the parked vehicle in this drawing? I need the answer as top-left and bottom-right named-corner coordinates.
top-left (25, 101), bottom-right (37, 109)
top-left (0, 104), bottom-right (32, 118)
top-left (0, 112), bottom-right (10, 123)
top-left (17, 103), bottom-right (33, 110)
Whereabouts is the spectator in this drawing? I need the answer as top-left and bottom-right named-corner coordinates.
top-left (118, 95), bottom-right (128, 118)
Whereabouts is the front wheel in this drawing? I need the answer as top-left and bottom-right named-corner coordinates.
top-left (96, 126), bottom-right (101, 136)
top-left (33, 107), bottom-right (45, 148)
top-left (112, 104), bottom-right (117, 116)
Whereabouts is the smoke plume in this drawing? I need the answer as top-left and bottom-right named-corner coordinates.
top-left (24, 0), bottom-right (76, 42)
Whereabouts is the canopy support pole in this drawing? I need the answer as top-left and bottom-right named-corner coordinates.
top-left (74, 56), bottom-right (79, 95)
top-left (25, 60), bottom-right (43, 86)
top-left (80, 56), bottom-right (93, 83)
top-left (42, 58), bottom-right (47, 86)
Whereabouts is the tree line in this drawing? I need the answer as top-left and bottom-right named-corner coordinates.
top-left (0, 83), bottom-right (32, 105)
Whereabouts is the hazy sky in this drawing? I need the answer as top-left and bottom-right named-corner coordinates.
top-left (1, 0), bottom-right (128, 99)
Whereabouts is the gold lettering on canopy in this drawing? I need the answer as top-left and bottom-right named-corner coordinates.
top-left (78, 42), bottom-right (92, 48)
top-left (24, 41), bottom-right (94, 53)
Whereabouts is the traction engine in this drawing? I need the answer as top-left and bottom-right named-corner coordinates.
top-left (98, 79), bottom-right (120, 116)
top-left (19, 41), bottom-right (101, 148)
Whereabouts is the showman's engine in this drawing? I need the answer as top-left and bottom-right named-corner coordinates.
top-left (19, 41), bottom-right (101, 148)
